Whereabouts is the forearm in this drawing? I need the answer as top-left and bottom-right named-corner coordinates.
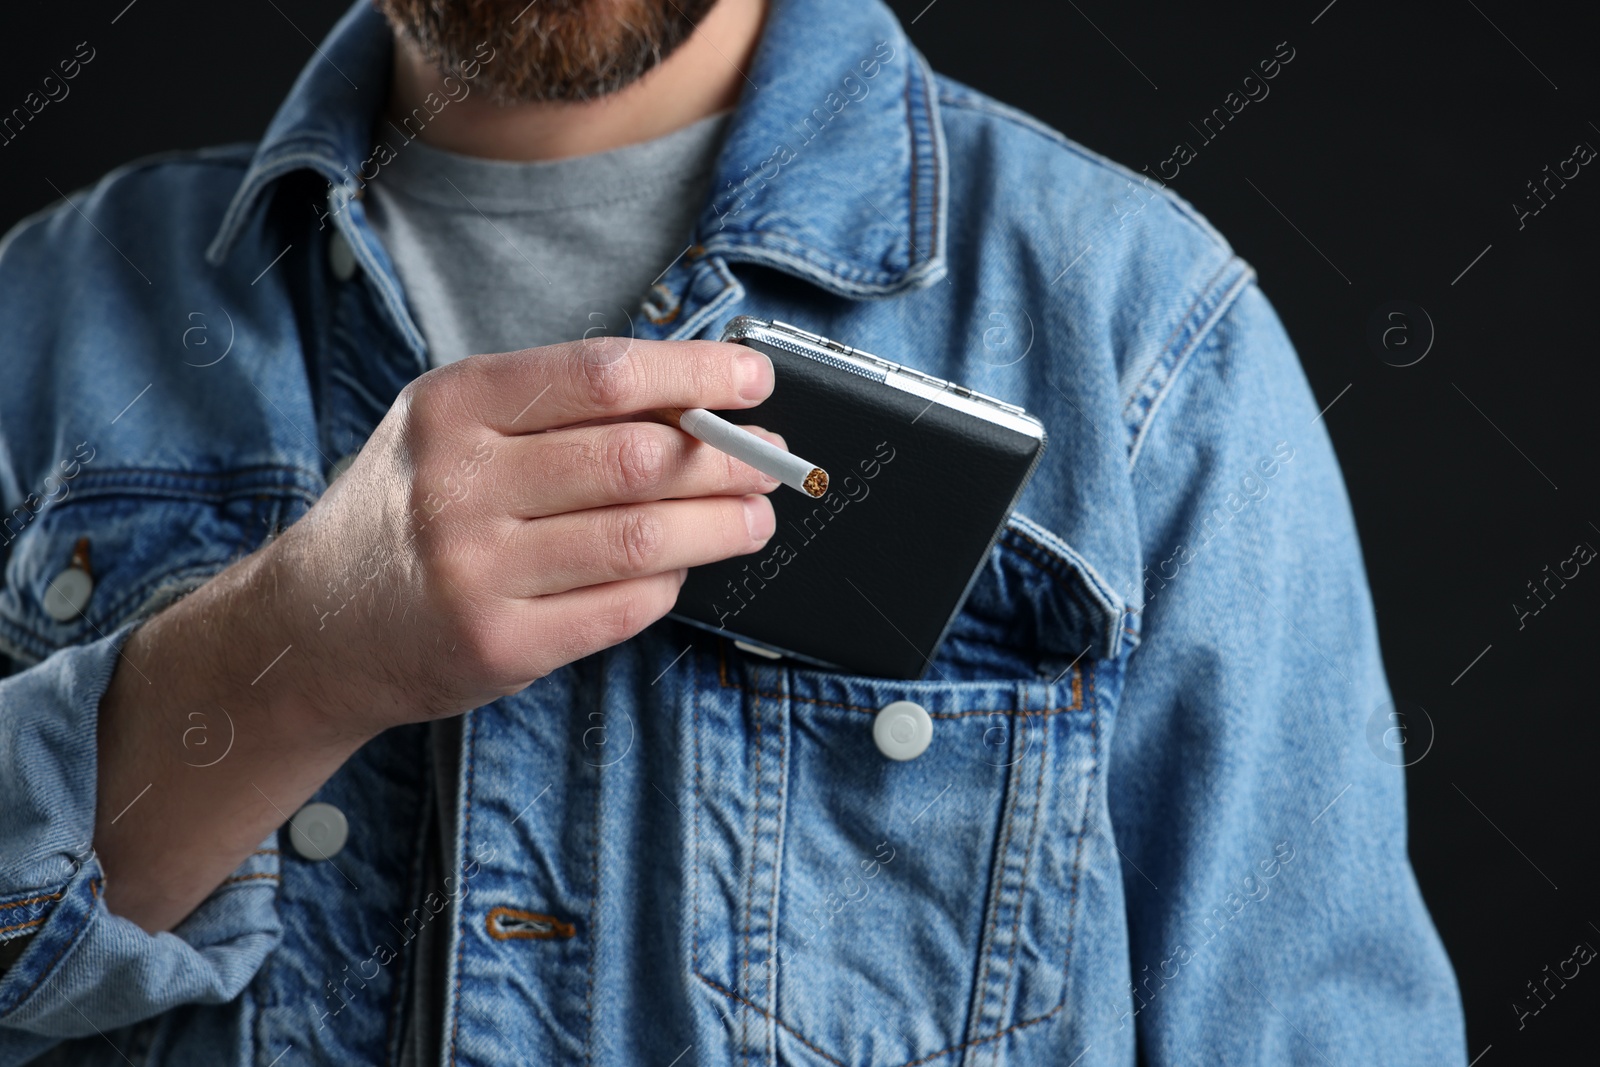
top-left (93, 545), bottom-right (374, 933)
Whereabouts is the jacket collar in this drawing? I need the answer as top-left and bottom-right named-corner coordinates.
top-left (206, 0), bottom-right (947, 298)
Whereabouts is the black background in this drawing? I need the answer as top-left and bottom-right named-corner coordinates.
top-left (2, 0), bottom-right (1595, 1061)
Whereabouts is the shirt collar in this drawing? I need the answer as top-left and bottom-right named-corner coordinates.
top-left (206, 0), bottom-right (948, 298)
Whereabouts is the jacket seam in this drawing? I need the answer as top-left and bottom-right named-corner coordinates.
top-left (1053, 662), bottom-right (1099, 1014)
top-left (991, 690), bottom-right (1050, 1056)
top-left (715, 641), bottom-right (1082, 716)
top-left (9, 877), bottom-right (100, 1013)
top-left (741, 683), bottom-right (763, 1059)
top-left (0, 890), bottom-right (65, 912)
top-left (446, 709), bottom-right (480, 1067)
top-left (932, 84), bottom-right (1233, 251)
top-left (1126, 265), bottom-right (1257, 472)
top-left (0, 146), bottom-right (254, 263)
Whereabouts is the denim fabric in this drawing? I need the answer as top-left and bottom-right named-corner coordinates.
top-left (0, 0), bottom-right (1466, 1063)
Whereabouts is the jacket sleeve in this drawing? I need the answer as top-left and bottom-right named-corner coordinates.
top-left (1109, 279), bottom-right (1467, 1063)
top-left (0, 615), bottom-right (283, 1060)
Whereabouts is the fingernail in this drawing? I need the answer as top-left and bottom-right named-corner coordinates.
top-left (742, 494), bottom-right (774, 541)
top-left (737, 352), bottom-right (773, 401)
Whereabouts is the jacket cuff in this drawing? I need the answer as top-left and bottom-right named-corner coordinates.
top-left (0, 620), bottom-right (283, 1038)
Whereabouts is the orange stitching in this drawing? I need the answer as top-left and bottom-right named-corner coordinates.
top-left (692, 648), bottom-right (703, 972)
top-left (716, 642), bottom-right (1082, 716)
top-left (587, 747), bottom-right (601, 1066)
top-left (16, 878), bottom-right (98, 1008)
top-left (448, 710), bottom-right (480, 1067)
top-left (0, 917), bottom-right (44, 936)
top-left (893, 1005), bottom-right (1062, 1067)
top-left (1122, 257), bottom-right (1234, 424)
top-left (702, 650), bottom-right (1093, 1064)
top-left (971, 700), bottom-right (1025, 1040)
top-left (695, 972), bottom-right (848, 1067)
top-left (643, 302), bottom-right (681, 326)
top-left (1056, 663), bottom-right (1099, 1002)
top-left (250, 848), bottom-right (280, 856)
top-left (742, 682), bottom-right (763, 1058)
top-left (906, 74), bottom-right (918, 263)
top-left (220, 872), bottom-right (280, 886)
top-left (762, 684), bottom-right (789, 1046)
top-left (486, 906), bottom-right (575, 941)
top-left (696, 970), bottom-right (1064, 1067)
top-left (1, 890), bottom-right (64, 911)
top-left (991, 699), bottom-right (1051, 1065)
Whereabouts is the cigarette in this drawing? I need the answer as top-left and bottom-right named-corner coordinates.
top-left (656, 407), bottom-right (828, 498)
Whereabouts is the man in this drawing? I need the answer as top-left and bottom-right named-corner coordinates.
top-left (0, 0), bottom-right (1466, 1063)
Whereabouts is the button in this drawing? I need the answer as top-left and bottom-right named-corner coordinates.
top-left (328, 229), bottom-right (357, 282)
top-left (42, 567), bottom-right (94, 622)
top-left (873, 700), bottom-right (933, 761)
top-left (325, 452), bottom-right (358, 487)
top-left (288, 801), bottom-right (349, 861)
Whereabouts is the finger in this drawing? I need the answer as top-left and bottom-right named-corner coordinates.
top-left (499, 421), bottom-right (786, 518)
top-left (465, 338), bottom-right (774, 434)
top-left (507, 494), bottom-right (776, 598)
top-left (515, 568), bottom-right (688, 675)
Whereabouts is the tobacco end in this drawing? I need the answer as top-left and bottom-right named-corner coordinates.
top-left (803, 468), bottom-right (829, 498)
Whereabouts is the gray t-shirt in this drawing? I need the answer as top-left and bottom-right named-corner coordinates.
top-left (369, 109), bottom-right (730, 365)
top-left (366, 109), bottom-right (731, 1067)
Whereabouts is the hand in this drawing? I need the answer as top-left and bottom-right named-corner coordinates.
top-left (262, 336), bottom-right (782, 740)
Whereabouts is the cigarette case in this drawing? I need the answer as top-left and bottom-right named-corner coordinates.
top-left (669, 316), bottom-right (1047, 679)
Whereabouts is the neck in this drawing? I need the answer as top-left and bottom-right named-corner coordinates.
top-left (384, 0), bottom-right (766, 162)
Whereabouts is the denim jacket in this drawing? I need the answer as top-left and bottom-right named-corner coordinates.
top-left (0, 0), bottom-right (1466, 1063)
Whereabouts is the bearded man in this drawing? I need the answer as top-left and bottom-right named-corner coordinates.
top-left (0, 1), bottom-right (1465, 1064)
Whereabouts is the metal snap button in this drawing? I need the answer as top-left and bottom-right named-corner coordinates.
top-left (873, 700), bottom-right (933, 761)
top-left (42, 567), bottom-right (93, 622)
top-left (328, 229), bottom-right (357, 282)
top-left (288, 801), bottom-right (349, 861)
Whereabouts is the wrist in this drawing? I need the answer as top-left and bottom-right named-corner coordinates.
top-left (230, 538), bottom-right (393, 750)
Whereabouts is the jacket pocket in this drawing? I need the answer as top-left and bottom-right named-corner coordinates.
top-left (686, 513), bottom-right (1122, 1067)
top-left (0, 467), bottom-right (315, 664)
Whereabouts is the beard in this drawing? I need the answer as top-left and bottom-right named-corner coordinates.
top-left (372, 0), bottom-right (721, 104)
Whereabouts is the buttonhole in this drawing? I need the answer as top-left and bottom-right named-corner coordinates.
top-left (486, 905), bottom-right (576, 941)
top-left (70, 536), bottom-right (92, 577)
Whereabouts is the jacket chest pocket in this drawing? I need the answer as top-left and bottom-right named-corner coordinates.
top-left (685, 517), bottom-right (1119, 1067)
top-left (0, 470), bottom-right (314, 664)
